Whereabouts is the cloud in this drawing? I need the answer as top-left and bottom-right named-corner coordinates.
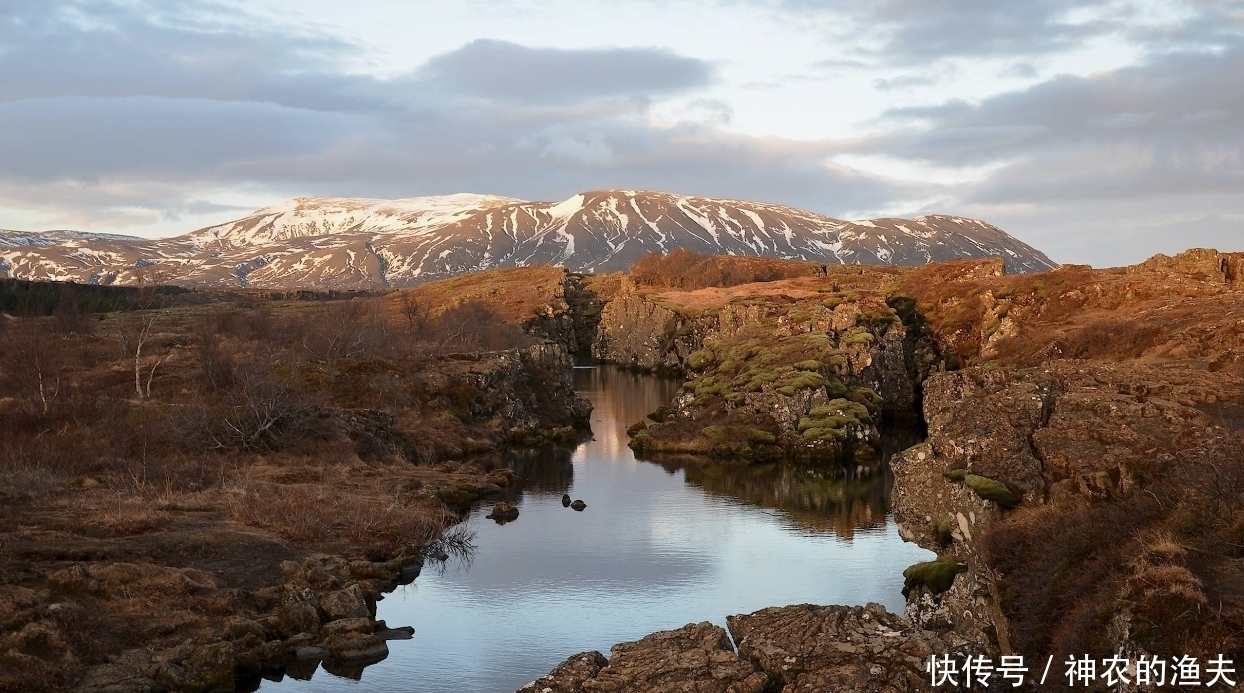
top-left (865, 42), bottom-right (1244, 203)
top-left (764, 0), bottom-right (1124, 63)
top-left (0, 0), bottom-right (910, 234)
top-left (415, 39), bottom-right (714, 104)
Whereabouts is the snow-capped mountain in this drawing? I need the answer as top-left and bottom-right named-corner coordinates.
top-left (0, 190), bottom-right (1056, 288)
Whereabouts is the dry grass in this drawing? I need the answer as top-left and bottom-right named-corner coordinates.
top-left (227, 480), bottom-right (458, 559)
top-left (85, 497), bottom-right (171, 537)
top-left (391, 264), bottom-right (569, 325)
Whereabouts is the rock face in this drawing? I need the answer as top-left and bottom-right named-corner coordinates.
top-left (889, 359), bottom-right (1241, 656)
top-left (0, 190), bottom-right (1055, 288)
top-left (521, 622), bottom-right (770, 693)
top-left (600, 277), bottom-right (940, 464)
top-left (523, 605), bottom-right (977, 693)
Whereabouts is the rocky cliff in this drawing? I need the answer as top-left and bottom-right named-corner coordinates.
top-left (591, 270), bottom-right (940, 464)
top-left (519, 247), bottom-right (1244, 691)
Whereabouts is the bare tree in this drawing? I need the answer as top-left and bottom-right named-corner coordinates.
top-left (213, 366), bottom-right (312, 450)
top-left (2, 317), bottom-right (62, 414)
top-left (300, 301), bottom-right (369, 360)
top-left (119, 312), bottom-right (176, 399)
top-left (399, 293), bottom-right (426, 333)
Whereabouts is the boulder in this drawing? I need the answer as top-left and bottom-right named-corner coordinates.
top-left (321, 618), bottom-right (372, 639)
top-left (570, 500), bottom-right (586, 511)
top-left (322, 633), bottom-right (388, 662)
top-left (727, 603), bottom-right (958, 692)
top-left (562, 494), bottom-right (572, 507)
top-left (517, 651), bottom-right (607, 693)
top-left (319, 584), bottom-right (371, 622)
top-left (486, 501), bottom-right (520, 523)
top-left (156, 641), bottom-right (238, 693)
top-left (583, 622), bottom-right (767, 693)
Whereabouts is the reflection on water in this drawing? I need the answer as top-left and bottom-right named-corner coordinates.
top-left (260, 365), bottom-right (933, 693)
top-left (683, 461), bottom-right (887, 538)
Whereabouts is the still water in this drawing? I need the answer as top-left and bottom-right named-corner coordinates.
top-left (263, 366), bottom-right (932, 693)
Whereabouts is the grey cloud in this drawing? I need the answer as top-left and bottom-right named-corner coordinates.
top-left (0, 0), bottom-right (386, 113)
top-left (971, 193), bottom-right (1244, 268)
top-left (0, 1), bottom-right (907, 233)
top-left (856, 41), bottom-right (1244, 203)
top-left (0, 96), bottom-right (361, 180)
top-left (762, 0), bottom-right (1122, 62)
top-left (415, 39), bottom-right (714, 104)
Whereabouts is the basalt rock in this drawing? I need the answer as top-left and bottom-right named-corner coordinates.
top-left (487, 501), bottom-right (520, 523)
top-left (518, 651), bottom-right (608, 693)
top-left (524, 604), bottom-right (976, 693)
top-left (319, 584), bottom-right (371, 622)
top-left (584, 622), bottom-right (768, 693)
top-left (727, 603), bottom-right (974, 692)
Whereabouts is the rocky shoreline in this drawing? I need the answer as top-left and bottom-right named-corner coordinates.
top-left (6, 249), bottom-right (1244, 692)
top-left (520, 249), bottom-right (1244, 692)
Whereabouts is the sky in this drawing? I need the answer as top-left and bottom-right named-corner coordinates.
top-left (1, 0), bottom-right (1242, 266)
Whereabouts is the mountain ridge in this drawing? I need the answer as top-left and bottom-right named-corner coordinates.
top-left (0, 189), bottom-right (1056, 288)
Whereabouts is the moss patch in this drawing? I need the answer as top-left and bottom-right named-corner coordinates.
top-left (902, 560), bottom-right (968, 597)
top-left (965, 474), bottom-right (1019, 508)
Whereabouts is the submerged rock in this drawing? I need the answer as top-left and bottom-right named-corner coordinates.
top-left (570, 500), bottom-right (586, 511)
top-left (561, 494), bottom-right (572, 507)
top-left (486, 502), bottom-right (520, 523)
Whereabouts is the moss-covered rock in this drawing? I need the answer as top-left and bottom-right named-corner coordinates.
top-left (701, 425), bottom-right (727, 442)
top-left (686, 349), bottom-right (715, 371)
top-left (943, 468), bottom-right (967, 482)
top-left (965, 474), bottom-right (1018, 508)
top-left (902, 560), bottom-right (968, 597)
top-left (748, 429), bottom-right (777, 444)
top-left (936, 517), bottom-right (954, 546)
top-left (626, 420), bottom-right (648, 437)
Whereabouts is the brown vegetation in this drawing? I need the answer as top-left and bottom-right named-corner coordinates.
top-left (630, 249), bottom-right (825, 290)
top-left (0, 282), bottom-right (586, 692)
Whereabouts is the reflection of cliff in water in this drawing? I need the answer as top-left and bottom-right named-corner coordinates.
top-left (679, 459), bottom-right (889, 538)
top-left (506, 446), bottom-right (576, 497)
top-left (641, 427), bottom-right (924, 539)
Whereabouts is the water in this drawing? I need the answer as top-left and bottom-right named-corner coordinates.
top-left (261, 366), bottom-right (932, 693)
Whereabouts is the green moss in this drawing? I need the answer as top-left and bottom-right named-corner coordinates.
top-left (777, 371), bottom-right (824, 391)
top-left (902, 561), bottom-right (968, 596)
top-left (842, 330), bottom-right (875, 345)
top-left (701, 425), bottom-right (727, 442)
top-left (846, 387), bottom-right (883, 412)
top-left (748, 429), bottom-right (776, 444)
top-left (965, 474), bottom-right (1019, 508)
top-left (776, 386), bottom-right (797, 397)
top-left (801, 426), bottom-right (847, 442)
top-left (943, 468), bottom-right (967, 482)
top-left (793, 359), bottom-right (823, 372)
top-left (686, 349), bottom-right (715, 371)
top-left (824, 378), bottom-right (848, 399)
top-left (626, 420), bottom-right (647, 437)
top-left (649, 405), bottom-right (674, 423)
top-left (823, 297), bottom-right (843, 310)
top-left (937, 517), bottom-right (954, 546)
